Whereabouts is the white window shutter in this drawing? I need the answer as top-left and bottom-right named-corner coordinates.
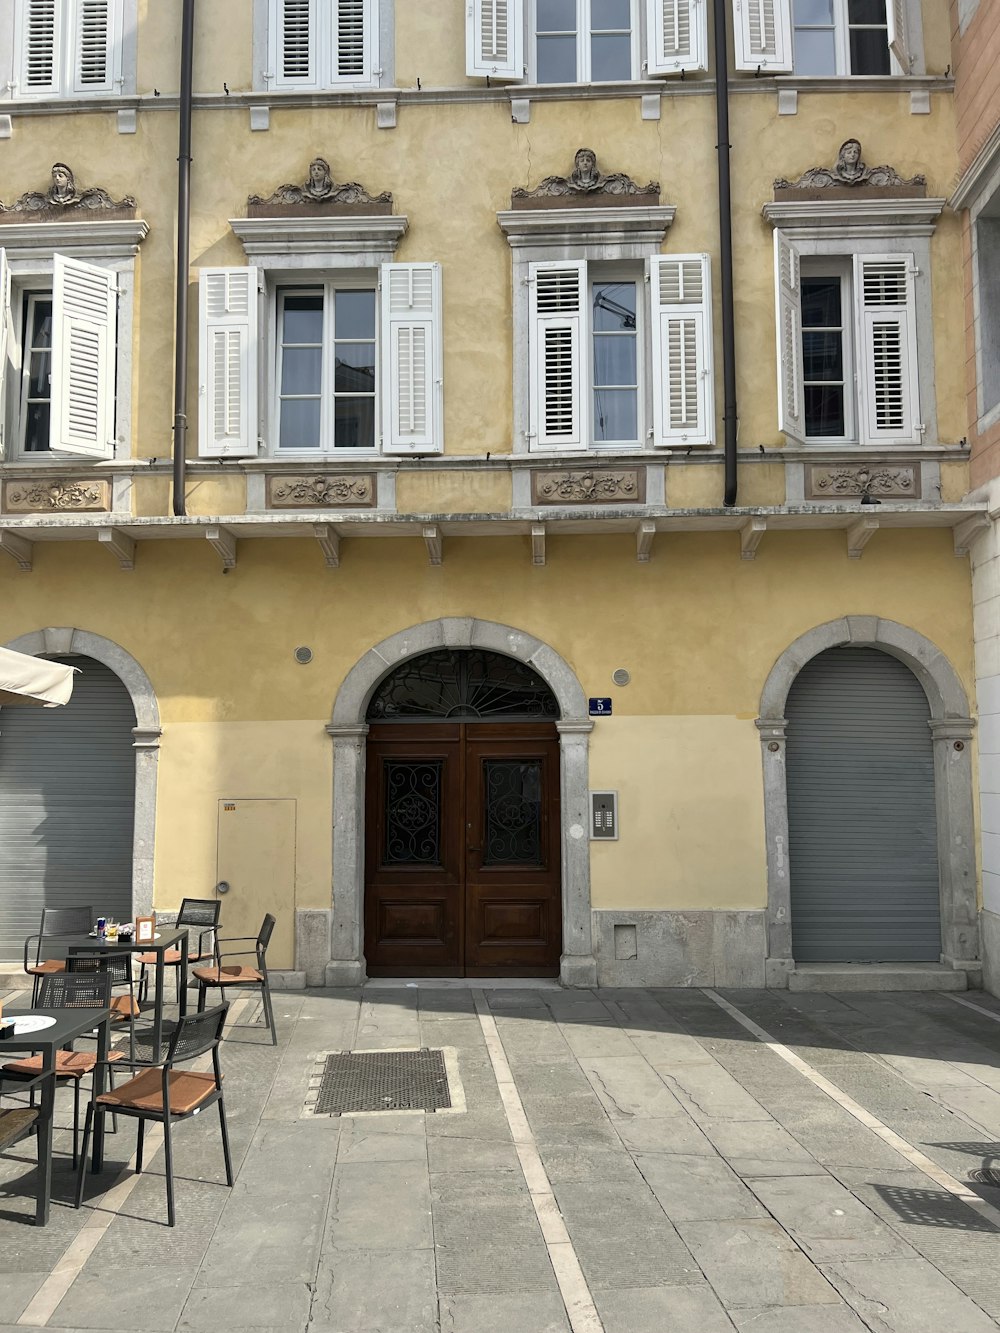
top-left (0, 249), bottom-right (11, 459)
top-left (271, 0), bottom-right (318, 89)
top-left (70, 0), bottom-right (121, 95)
top-left (646, 0), bottom-right (707, 75)
top-left (198, 268), bottom-right (260, 457)
top-left (466, 0), bottom-right (524, 80)
top-left (887, 0), bottom-right (911, 72)
top-left (649, 254), bottom-right (714, 447)
top-left (17, 0), bottom-right (60, 96)
top-left (382, 262), bottom-right (443, 455)
top-left (528, 261), bottom-right (587, 452)
top-left (773, 230), bottom-right (805, 445)
top-left (50, 255), bottom-right (117, 458)
top-left (331, 0), bottom-right (377, 85)
top-left (854, 254), bottom-right (920, 446)
top-left (733, 0), bottom-right (793, 71)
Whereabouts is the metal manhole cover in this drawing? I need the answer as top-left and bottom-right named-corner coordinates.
top-left (313, 1048), bottom-right (452, 1115)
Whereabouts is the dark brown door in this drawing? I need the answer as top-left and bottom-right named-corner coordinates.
top-left (365, 723), bottom-right (561, 976)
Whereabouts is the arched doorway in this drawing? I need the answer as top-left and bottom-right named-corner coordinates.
top-left (364, 648), bottom-right (562, 976)
top-left (0, 656), bottom-right (137, 960)
top-left (786, 646), bottom-right (940, 961)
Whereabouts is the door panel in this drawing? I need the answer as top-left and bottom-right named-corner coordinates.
top-left (364, 722), bottom-right (561, 976)
top-left (216, 798), bottom-right (297, 969)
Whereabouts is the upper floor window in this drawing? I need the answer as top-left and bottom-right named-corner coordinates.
top-left (265, 0), bottom-right (383, 90)
top-left (533, 0), bottom-right (638, 82)
top-left (733, 0), bottom-right (913, 74)
top-left (9, 0), bottom-right (128, 99)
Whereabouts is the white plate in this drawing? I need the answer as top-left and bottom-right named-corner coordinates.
top-left (11, 1015), bottom-right (57, 1034)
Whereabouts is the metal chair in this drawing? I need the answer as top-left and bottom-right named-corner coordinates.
top-left (23, 905), bottom-right (94, 1004)
top-left (74, 1004), bottom-right (234, 1228)
top-left (0, 1068), bottom-right (53, 1221)
top-left (65, 953), bottom-right (139, 1062)
top-left (192, 914), bottom-right (277, 1045)
top-left (0, 972), bottom-right (124, 1167)
top-left (136, 897), bottom-right (221, 1005)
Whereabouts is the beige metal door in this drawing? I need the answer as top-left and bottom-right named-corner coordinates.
top-left (216, 799), bottom-right (296, 969)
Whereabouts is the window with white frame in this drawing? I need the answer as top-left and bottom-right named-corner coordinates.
top-left (197, 262), bottom-right (443, 457)
top-left (0, 247), bottom-right (126, 460)
top-left (526, 255), bottom-right (713, 450)
top-left (774, 232), bottom-right (922, 445)
top-left (264, 0), bottom-right (383, 90)
top-left (732, 0), bottom-right (913, 74)
top-left (4, 0), bottom-right (132, 99)
top-left (466, 0), bottom-right (707, 80)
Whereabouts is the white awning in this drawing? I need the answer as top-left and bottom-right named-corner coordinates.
top-left (0, 647), bottom-right (77, 707)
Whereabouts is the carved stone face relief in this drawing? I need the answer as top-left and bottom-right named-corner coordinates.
top-left (0, 163), bottom-right (136, 219)
top-left (512, 149), bottom-right (659, 207)
top-left (247, 156), bottom-right (393, 215)
top-left (773, 139), bottom-right (926, 195)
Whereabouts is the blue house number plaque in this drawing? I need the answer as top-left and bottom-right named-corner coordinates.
top-left (588, 697), bottom-right (612, 716)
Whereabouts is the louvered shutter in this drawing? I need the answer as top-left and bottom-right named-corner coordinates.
top-left (650, 254), bottom-right (714, 447)
top-left (331, 0), bottom-right (377, 85)
top-left (50, 255), bottom-right (117, 458)
top-left (17, 0), bottom-right (60, 96)
top-left (0, 249), bottom-right (11, 460)
top-left (528, 261), bottom-right (586, 451)
top-left (271, 0), bottom-right (318, 89)
top-left (887, 0), bottom-right (911, 72)
top-left (733, 0), bottom-right (792, 71)
top-left (773, 230), bottom-right (805, 444)
top-left (381, 262), bottom-right (443, 455)
top-left (646, 0), bottom-right (707, 75)
top-left (70, 0), bottom-right (120, 95)
top-left (854, 254), bottom-right (920, 446)
top-left (198, 268), bottom-right (260, 457)
top-left (466, 0), bottom-right (524, 80)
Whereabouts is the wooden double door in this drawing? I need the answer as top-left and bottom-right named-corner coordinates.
top-left (365, 723), bottom-right (561, 976)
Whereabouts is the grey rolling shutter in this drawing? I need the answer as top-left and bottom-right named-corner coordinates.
top-left (785, 647), bottom-right (941, 963)
top-left (0, 657), bottom-right (136, 961)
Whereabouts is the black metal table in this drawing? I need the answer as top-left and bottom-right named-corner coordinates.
top-left (0, 1006), bottom-right (112, 1225)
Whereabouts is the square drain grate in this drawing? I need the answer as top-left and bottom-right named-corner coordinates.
top-left (312, 1048), bottom-right (452, 1115)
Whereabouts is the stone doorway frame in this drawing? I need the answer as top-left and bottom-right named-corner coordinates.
top-left (3, 628), bottom-right (162, 919)
top-left (757, 616), bottom-right (979, 985)
top-left (325, 618), bottom-right (598, 987)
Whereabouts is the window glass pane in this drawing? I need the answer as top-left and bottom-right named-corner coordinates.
top-left (280, 347), bottom-right (322, 396)
top-left (279, 398), bottom-right (321, 449)
top-left (30, 299), bottom-right (53, 348)
top-left (335, 343), bottom-right (377, 388)
top-left (281, 293), bottom-right (323, 344)
top-left (593, 282), bottom-right (636, 332)
top-left (591, 33), bottom-right (631, 79)
top-left (536, 34), bottom-right (577, 80)
top-left (594, 389), bottom-right (638, 441)
top-left (335, 289), bottom-right (376, 340)
top-left (848, 0), bottom-right (886, 21)
top-left (794, 0), bottom-right (834, 21)
top-left (804, 385), bottom-right (845, 437)
top-left (594, 336), bottom-right (637, 387)
top-left (28, 350), bottom-right (51, 399)
top-left (335, 397), bottom-right (376, 449)
top-left (592, 0), bottom-right (631, 28)
top-left (24, 402), bottom-right (50, 452)
top-left (850, 27), bottom-right (890, 73)
top-left (537, 0), bottom-right (577, 26)
top-left (802, 331), bottom-right (844, 382)
top-left (801, 278), bottom-right (841, 327)
top-left (794, 29), bottom-right (837, 73)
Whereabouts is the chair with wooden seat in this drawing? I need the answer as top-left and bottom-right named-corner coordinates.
top-left (136, 897), bottom-right (221, 1005)
top-left (65, 953), bottom-right (138, 1060)
top-left (74, 1004), bottom-right (234, 1228)
top-left (192, 914), bottom-right (277, 1045)
top-left (0, 1069), bottom-right (52, 1221)
top-left (0, 972), bottom-right (125, 1167)
top-left (23, 905), bottom-right (94, 1004)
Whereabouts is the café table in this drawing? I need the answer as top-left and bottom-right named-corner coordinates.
top-left (59, 927), bottom-right (191, 1063)
top-left (0, 1005), bottom-right (112, 1225)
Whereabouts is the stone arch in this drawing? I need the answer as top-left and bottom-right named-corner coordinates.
top-left (3, 628), bottom-right (161, 916)
top-left (757, 616), bottom-right (978, 985)
top-left (325, 618), bottom-right (596, 987)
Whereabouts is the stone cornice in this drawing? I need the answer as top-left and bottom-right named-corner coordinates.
top-left (762, 197), bottom-right (945, 233)
top-left (0, 218), bottom-right (149, 259)
top-left (950, 119), bottom-right (1000, 211)
top-left (230, 214), bottom-right (408, 266)
top-left (497, 205), bottom-right (675, 251)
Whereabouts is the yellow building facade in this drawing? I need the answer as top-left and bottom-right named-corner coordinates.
top-left (0, 0), bottom-right (986, 990)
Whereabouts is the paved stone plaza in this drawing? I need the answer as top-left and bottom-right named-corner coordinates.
top-left (3, 982), bottom-right (1000, 1332)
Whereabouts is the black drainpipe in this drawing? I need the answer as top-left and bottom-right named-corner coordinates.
top-left (714, 0), bottom-right (738, 507)
top-left (172, 0), bottom-right (196, 517)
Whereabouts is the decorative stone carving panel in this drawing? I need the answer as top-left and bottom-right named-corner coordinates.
top-left (0, 163), bottom-right (135, 221)
top-left (773, 138), bottom-right (926, 200)
top-left (531, 468), bottom-right (645, 505)
top-left (512, 148), bottom-right (659, 210)
top-left (3, 478), bottom-right (111, 513)
top-left (267, 474), bottom-right (376, 509)
top-left (248, 156), bottom-right (392, 217)
top-left (805, 465), bottom-right (919, 501)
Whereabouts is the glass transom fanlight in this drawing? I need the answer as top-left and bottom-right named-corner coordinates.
top-left (366, 649), bottom-right (559, 722)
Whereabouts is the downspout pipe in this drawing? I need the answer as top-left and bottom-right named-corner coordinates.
top-left (714, 0), bottom-right (738, 507)
top-left (172, 0), bottom-right (196, 517)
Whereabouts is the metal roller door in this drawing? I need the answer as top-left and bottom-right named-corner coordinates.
top-left (786, 646), bottom-right (940, 962)
top-left (0, 657), bottom-right (136, 961)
